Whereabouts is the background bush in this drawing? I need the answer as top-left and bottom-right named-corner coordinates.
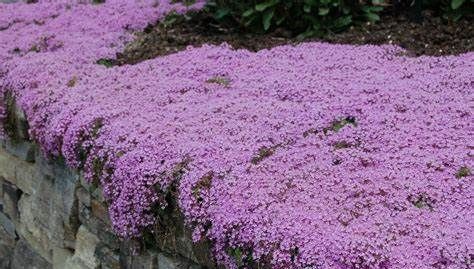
top-left (204, 0), bottom-right (473, 37)
top-left (423, 0), bottom-right (474, 21)
top-left (206, 0), bottom-right (386, 37)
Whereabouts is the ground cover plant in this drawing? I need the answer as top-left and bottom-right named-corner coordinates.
top-left (0, 1), bottom-right (473, 269)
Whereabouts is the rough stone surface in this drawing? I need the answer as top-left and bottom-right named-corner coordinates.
top-left (65, 225), bottom-right (101, 269)
top-left (52, 247), bottom-right (74, 269)
top-left (4, 140), bottom-right (35, 163)
top-left (1, 180), bottom-right (21, 223)
top-left (11, 239), bottom-right (52, 269)
top-left (0, 113), bottom-right (213, 269)
top-left (0, 212), bottom-right (17, 269)
top-left (158, 253), bottom-right (195, 269)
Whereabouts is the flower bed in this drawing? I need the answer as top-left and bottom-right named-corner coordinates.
top-left (1, 1), bottom-right (473, 269)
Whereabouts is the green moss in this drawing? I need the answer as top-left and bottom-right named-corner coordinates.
top-left (304, 116), bottom-right (357, 138)
top-left (206, 76), bottom-right (231, 87)
top-left (409, 194), bottom-right (435, 210)
top-left (91, 118), bottom-right (104, 138)
top-left (333, 140), bottom-right (352, 149)
top-left (2, 92), bottom-right (28, 143)
top-left (226, 247), bottom-right (259, 268)
top-left (227, 247), bottom-right (244, 267)
top-left (162, 12), bottom-right (181, 28)
top-left (192, 171), bottom-right (213, 202)
top-left (66, 76), bottom-right (78, 87)
top-left (29, 44), bottom-right (40, 53)
top-left (290, 247), bottom-right (299, 262)
top-left (92, 157), bottom-right (105, 183)
top-left (3, 92), bottom-right (16, 139)
top-left (302, 128), bottom-right (317, 137)
top-left (324, 116), bottom-right (357, 134)
top-left (251, 146), bottom-right (275, 165)
top-left (96, 58), bottom-right (117, 68)
top-left (75, 118), bottom-right (104, 167)
top-left (455, 166), bottom-right (471, 179)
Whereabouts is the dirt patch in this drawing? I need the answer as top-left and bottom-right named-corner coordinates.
top-left (116, 11), bottom-right (473, 65)
top-left (324, 11), bottom-right (473, 57)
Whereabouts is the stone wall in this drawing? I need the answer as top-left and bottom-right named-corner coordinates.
top-left (0, 106), bottom-right (216, 268)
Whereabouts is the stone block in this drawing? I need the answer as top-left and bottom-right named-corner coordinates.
top-left (65, 225), bottom-right (100, 269)
top-left (0, 147), bottom-right (17, 185)
top-left (0, 211), bottom-right (16, 239)
top-left (0, 244), bottom-right (13, 269)
top-left (91, 198), bottom-right (110, 224)
top-left (77, 186), bottom-right (91, 207)
top-left (53, 247), bottom-right (74, 269)
top-left (17, 193), bottom-right (53, 262)
top-left (95, 243), bottom-right (121, 269)
top-left (0, 213), bottom-right (17, 243)
top-left (79, 201), bottom-right (119, 250)
top-left (158, 253), bottom-right (191, 269)
top-left (11, 239), bottom-right (52, 269)
top-left (2, 180), bottom-right (22, 223)
top-left (14, 154), bottom-right (41, 195)
top-left (0, 213), bottom-right (17, 269)
top-left (5, 140), bottom-right (36, 162)
top-left (120, 249), bottom-right (159, 269)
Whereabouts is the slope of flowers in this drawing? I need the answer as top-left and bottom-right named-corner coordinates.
top-left (1, 1), bottom-right (473, 269)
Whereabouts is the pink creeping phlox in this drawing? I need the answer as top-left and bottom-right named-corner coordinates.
top-left (0, 1), bottom-right (473, 268)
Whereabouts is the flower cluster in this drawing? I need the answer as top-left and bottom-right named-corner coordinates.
top-left (1, 1), bottom-right (473, 269)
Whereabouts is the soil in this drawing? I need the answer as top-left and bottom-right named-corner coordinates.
top-left (116, 10), bottom-right (473, 65)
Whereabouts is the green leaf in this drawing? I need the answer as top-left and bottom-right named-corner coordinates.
top-left (452, 13), bottom-right (463, 21)
top-left (276, 16), bottom-right (285, 25)
top-left (262, 9), bottom-right (275, 31)
top-left (96, 58), bottom-right (116, 68)
top-left (362, 6), bottom-right (384, 12)
top-left (255, 0), bottom-right (279, 12)
top-left (228, 247), bottom-right (244, 267)
top-left (304, 0), bottom-right (317, 4)
top-left (365, 12), bottom-right (380, 21)
top-left (371, 6), bottom-right (384, 12)
top-left (243, 15), bottom-right (257, 27)
top-left (451, 0), bottom-right (466, 9)
top-left (333, 15), bottom-right (352, 29)
top-left (318, 7), bottom-right (330, 15)
top-left (371, 0), bottom-right (385, 4)
top-left (214, 8), bottom-right (230, 20)
top-left (242, 8), bottom-right (255, 17)
top-left (304, 5), bottom-right (311, 13)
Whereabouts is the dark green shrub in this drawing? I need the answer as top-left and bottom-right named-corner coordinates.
top-left (206, 0), bottom-right (386, 37)
top-left (424, 0), bottom-right (474, 21)
top-left (204, 1), bottom-right (472, 37)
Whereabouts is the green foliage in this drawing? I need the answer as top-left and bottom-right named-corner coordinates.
top-left (227, 247), bottom-right (244, 267)
top-left (227, 247), bottom-right (257, 268)
top-left (96, 58), bottom-right (117, 68)
top-left (206, 0), bottom-right (386, 37)
top-left (424, 0), bottom-right (474, 21)
top-left (205, 1), bottom-right (472, 37)
top-left (324, 116), bottom-right (357, 134)
top-left (455, 166), bottom-right (471, 179)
